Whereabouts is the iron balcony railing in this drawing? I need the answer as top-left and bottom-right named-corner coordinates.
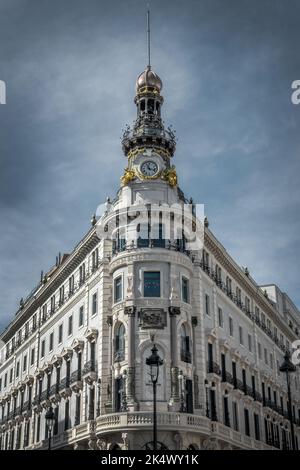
top-left (207, 361), bottom-right (221, 376)
top-left (180, 350), bottom-right (192, 364)
top-left (70, 369), bottom-right (82, 383)
top-left (221, 370), bottom-right (234, 385)
top-left (83, 360), bottom-right (96, 375)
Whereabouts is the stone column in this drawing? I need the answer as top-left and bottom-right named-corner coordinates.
top-left (124, 306), bottom-right (137, 410)
top-left (169, 306), bottom-right (181, 408)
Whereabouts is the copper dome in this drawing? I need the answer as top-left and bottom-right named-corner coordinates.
top-left (136, 66), bottom-right (163, 92)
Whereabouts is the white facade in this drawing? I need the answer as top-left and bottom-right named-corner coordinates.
top-left (0, 63), bottom-right (299, 451)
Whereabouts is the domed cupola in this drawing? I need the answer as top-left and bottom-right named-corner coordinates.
top-left (136, 66), bottom-right (163, 93)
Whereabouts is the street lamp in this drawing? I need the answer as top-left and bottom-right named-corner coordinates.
top-left (45, 406), bottom-right (55, 450)
top-left (279, 351), bottom-right (296, 450)
top-left (146, 344), bottom-right (163, 451)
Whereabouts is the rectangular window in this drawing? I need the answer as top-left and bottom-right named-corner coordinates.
top-left (244, 408), bottom-right (250, 436)
top-left (50, 295), bottom-right (55, 313)
top-left (69, 275), bottom-right (74, 296)
top-left (4, 373), bottom-right (7, 388)
top-left (16, 361), bottom-right (20, 378)
top-left (270, 353), bottom-right (273, 369)
top-left (92, 292), bottom-right (98, 315)
top-left (79, 306), bottom-right (84, 327)
top-left (239, 326), bottom-right (244, 345)
top-left (248, 334), bottom-right (252, 352)
top-left (59, 285), bottom-right (65, 305)
top-left (232, 402), bottom-right (239, 431)
top-left (0, 378), bottom-right (2, 392)
top-left (205, 294), bottom-right (210, 316)
top-left (264, 348), bottom-right (268, 365)
top-left (31, 348), bottom-right (35, 366)
top-left (114, 276), bottom-right (123, 303)
top-left (144, 271), bottom-right (161, 297)
top-left (49, 332), bottom-right (54, 352)
top-left (258, 342), bottom-right (262, 359)
top-left (181, 277), bottom-right (189, 303)
top-left (218, 307), bottom-right (223, 328)
top-left (58, 324), bottom-right (63, 344)
top-left (9, 368), bottom-right (13, 383)
top-left (229, 317), bottom-right (234, 337)
top-left (23, 354), bottom-right (27, 372)
top-left (68, 315), bottom-right (73, 336)
top-left (254, 413), bottom-right (260, 441)
top-left (79, 263), bottom-right (85, 285)
top-left (41, 340), bottom-right (45, 358)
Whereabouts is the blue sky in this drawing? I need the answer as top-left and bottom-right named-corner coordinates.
top-left (0, 0), bottom-right (299, 332)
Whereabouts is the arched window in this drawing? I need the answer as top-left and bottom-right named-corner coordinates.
top-left (180, 324), bottom-right (191, 363)
top-left (115, 323), bottom-right (125, 362)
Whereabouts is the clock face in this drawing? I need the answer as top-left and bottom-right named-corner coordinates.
top-left (140, 160), bottom-right (159, 177)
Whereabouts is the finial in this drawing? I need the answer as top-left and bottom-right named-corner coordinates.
top-left (147, 5), bottom-right (151, 68)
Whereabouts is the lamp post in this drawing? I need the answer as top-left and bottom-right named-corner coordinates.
top-left (146, 344), bottom-right (163, 451)
top-left (45, 406), bottom-right (55, 451)
top-left (279, 351), bottom-right (296, 450)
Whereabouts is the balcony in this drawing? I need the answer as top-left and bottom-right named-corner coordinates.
top-left (233, 378), bottom-right (245, 394)
top-left (59, 377), bottom-right (72, 399)
top-left (70, 370), bottom-right (83, 393)
top-left (180, 350), bottom-right (192, 364)
top-left (112, 238), bottom-right (191, 258)
top-left (207, 361), bottom-right (221, 376)
top-left (82, 361), bottom-right (97, 385)
top-left (221, 371), bottom-right (234, 386)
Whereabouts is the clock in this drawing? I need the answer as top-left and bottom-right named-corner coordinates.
top-left (140, 160), bottom-right (159, 177)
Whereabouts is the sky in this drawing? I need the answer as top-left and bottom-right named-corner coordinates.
top-left (0, 0), bottom-right (299, 332)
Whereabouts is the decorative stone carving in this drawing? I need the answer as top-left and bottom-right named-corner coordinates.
top-left (191, 316), bottom-right (198, 327)
top-left (124, 306), bottom-right (136, 317)
top-left (202, 437), bottom-right (219, 450)
top-left (107, 315), bottom-right (113, 326)
top-left (139, 308), bottom-right (167, 329)
top-left (168, 306), bottom-right (181, 316)
top-left (96, 438), bottom-right (107, 450)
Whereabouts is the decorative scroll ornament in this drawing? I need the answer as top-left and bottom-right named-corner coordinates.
top-left (121, 167), bottom-right (136, 186)
top-left (162, 166), bottom-right (177, 187)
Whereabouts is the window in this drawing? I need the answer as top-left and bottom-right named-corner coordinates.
top-left (0, 378), bottom-right (2, 392)
top-left (50, 295), bottom-right (55, 313)
top-left (41, 340), bottom-right (45, 358)
top-left (229, 317), bottom-right (234, 337)
top-left (258, 342), bottom-right (262, 359)
top-left (16, 361), bottom-right (20, 378)
top-left (248, 334), bottom-right (252, 352)
top-left (202, 249), bottom-right (209, 268)
top-left (239, 326), bottom-right (244, 345)
top-left (92, 292), bottom-right (98, 315)
top-left (31, 348), bottom-right (35, 366)
top-left (92, 248), bottom-right (99, 271)
top-left (261, 313), bottom-right (266, 326)
top-left (68, 315), bottom-right (73, 336)
top-left (32, 314), bottom-right (37, 330)
top-left (232, 402), bottom-right (239, 431)
top-left (144, 271), bottom-right (160, 297)
top-left (114, 276), bottom-right (123, 303)
top-left (270, 353), bottom-right (274, 369)
top-left (79, 306), bottom-right (84, 327)
top-left (23, 354), bottom-right (27, 372)
top-left (226, 276), bottom-right (232, 294)
top-left (218, 307), bottom-right (223, 328)
top-left (215, 265), bottom-right (222, 283)
top-left (79, 263), bottom-right (85, 285)
top-left (205, 294), bottom-right (210, 316)
top-left (9, 368), bottom-right (13, 383)
top-left (59, 285), bottom-right (65, 305)
top-left (42, 304), bottom-right (47, 321)
top-left (255, 306), bottom-right (260, 320)
top-left (236, 287), bottom-right (242, 304)
top-left (49, 332), bottom-right (54, 352)
top-left (181, 277), bottom-right (189, 303)
top-left (244, 408), bottom-right (250, 436)
top-left (69, 275), bottom-right (74, 296)
top-left (264, 348), bottom-right (268, 365)
top-left (4, 373), bottom-right (7, 388)
top-left (254, 413), bottom-right (260, 441)
top-left (245, 296), bottom-right (250, 313)
top-left (180, 324), bottom-right (191, 363)
top-left (58, 324), bottom-right (63, 344)
top-left (115, 323), bottom-right (125, 362)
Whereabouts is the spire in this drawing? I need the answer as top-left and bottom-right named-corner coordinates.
top-left (147, 7), bottom-right (151, 68)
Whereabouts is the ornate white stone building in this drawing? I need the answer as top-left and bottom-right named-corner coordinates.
top-left (0, 56), bottom-right (300, 451)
